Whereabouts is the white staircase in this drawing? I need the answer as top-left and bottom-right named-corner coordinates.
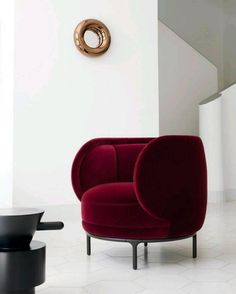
top-left (159, 21), bottom-right (218, 135)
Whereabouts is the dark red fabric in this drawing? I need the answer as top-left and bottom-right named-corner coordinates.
top-left (134, 136), bottom-right (207, 237)
top-left (82, 222), bottom-right (169, 239)
top-left (72, 136), bottom-right (207, 240)
top-left (80, 145), bottom-right (117, 192)
top-left (114, 144), bottom-right (146, 182)
top-left (82, 182), bottom-right (169, 239)
top-left (71, 138), bottom-right (153, 200)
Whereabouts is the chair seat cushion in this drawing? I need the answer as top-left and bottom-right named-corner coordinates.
top-left (81, 183), bottom-right (170, 239)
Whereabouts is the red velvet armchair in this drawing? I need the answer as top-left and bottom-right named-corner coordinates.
top-left (71, 136), bottom-right (207, 269)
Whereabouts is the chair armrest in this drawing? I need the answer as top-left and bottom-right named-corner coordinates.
top-left (134, 136), bottom-right (207, 235)
top-left (72, 137), bottom-right (153, 201)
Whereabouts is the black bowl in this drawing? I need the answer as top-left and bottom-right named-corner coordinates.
top-left (0, 208), bottom-right (64, 250)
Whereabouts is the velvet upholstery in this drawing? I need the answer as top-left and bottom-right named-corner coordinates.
top-left (71, 138), bottom-right (152, 200)
top-left (134, 136), bottom-right (207, 237)
top-left (82, 182), bottom-right (169, 239)
top-left (71, 136), bottom-right (207, 240)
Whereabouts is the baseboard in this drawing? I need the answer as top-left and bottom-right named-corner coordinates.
top-left (224, 189), bottom-right (236, 201)
top-left (208, 189), bottom-right (236, 202)
top-left (208, 190), bottom-right (224, 203)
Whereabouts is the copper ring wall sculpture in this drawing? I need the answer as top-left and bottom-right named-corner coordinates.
top-left (74, 19), bottom-right (111, 56)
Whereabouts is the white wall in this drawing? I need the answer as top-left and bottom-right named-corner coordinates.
top-left (199, 84), bottom-right (236, 202)
top-left (14, 0), bottom-right (159, 206)
top-left (199, 95), bottom-right (224, 202)
top-left (159, 21), bottom-right (218, 135)
top-left (221, 85), bottom-right (236, 200)
top-left (0, 0), bottom-right (15, 208)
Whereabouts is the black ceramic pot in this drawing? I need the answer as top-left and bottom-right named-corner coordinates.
top-left (0, 208), bottom-right (64, 250)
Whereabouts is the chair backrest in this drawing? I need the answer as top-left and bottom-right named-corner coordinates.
top-left (71, 138), bottom-right (153, 200)
top-left (134, 136), bottom-right (207, 237)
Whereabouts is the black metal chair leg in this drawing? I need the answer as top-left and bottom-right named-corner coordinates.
top-left (131, 242), bottom-right (139, 270)
top-left (87, 235), bottom-right (91, 256)
top-left (192, 234), bottom-right (197, 258)
top-left (144, 242), bottom-right (148, 247)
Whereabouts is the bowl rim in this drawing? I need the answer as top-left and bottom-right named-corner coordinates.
top-left (0, 207), bottom-right (44, 217)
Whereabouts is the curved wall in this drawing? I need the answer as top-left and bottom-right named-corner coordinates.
top-left (199, 83), bottom-right (236, 202)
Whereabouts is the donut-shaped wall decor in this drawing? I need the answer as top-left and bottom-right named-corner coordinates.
top-left (74, 19), bottom-right (111, 57)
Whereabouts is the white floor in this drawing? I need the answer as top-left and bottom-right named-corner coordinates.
top-left (35, 202), bottom-right (236, 294)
